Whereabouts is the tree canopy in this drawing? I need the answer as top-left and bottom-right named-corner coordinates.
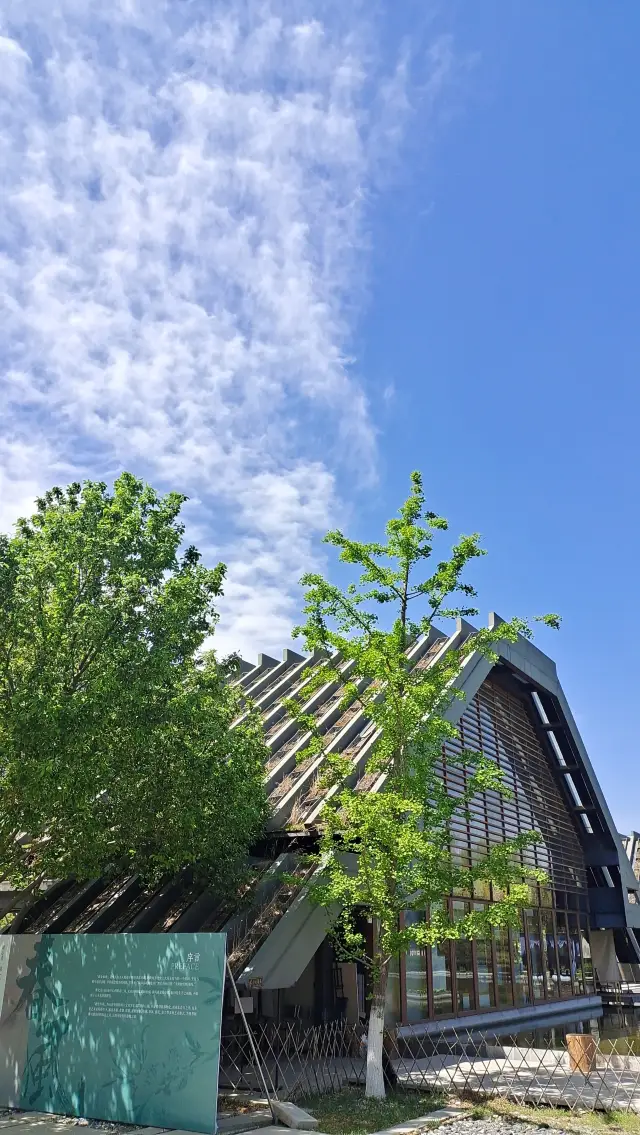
top-left (0, 473), bottom-right (268, 893)
top-left (289, 471), bottom-right (560, 1097)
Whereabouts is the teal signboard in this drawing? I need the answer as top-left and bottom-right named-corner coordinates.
top-left (0, 933), bottom-right (226, 1133)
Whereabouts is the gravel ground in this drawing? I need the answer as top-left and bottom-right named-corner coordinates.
top-left (439, 1121), bottom-right (568, 1135)
top-left (0, 1111), bottom-right (162, 1132)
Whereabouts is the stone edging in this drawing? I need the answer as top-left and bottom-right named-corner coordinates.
top-left (367, 1106), bottom-right (472, 1135)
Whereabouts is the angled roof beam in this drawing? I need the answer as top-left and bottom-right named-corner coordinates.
top-left (231, 648), bottom-right (308, 728)
top-left (268, 632), bottom-right (446, 823)
top-left (243, 649), bottom-right (304, 700)
top-left (277, 625), bottom-right (459, 828)
top-left (231, 653), bottom-right (279, 691)
top-left (264, 656), bottom-right (355, 773)
top-left (260, 650), bottom-right (334, 736)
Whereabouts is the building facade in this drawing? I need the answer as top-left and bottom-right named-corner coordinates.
top-left (382, 672), bottom-right (596, 1027)
top-left (234, 615), bottom-right (640, 1033)
top-left (3, 614), bottom-right (640, 1035)
top-left (623, 833), bottom-right (640, 887)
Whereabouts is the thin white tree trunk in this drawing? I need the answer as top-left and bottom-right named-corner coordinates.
top-left (365, 962), bottom-right (388, 1099)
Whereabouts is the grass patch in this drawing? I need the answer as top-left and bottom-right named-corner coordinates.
top-left (295, 1087), bottom-right (640, 1135)
top-left (296, 1086), bottom-right (445, 1135)
top-left (484, 1097), bottom-right (640, 1133)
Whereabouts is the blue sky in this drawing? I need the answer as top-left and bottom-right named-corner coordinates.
top-left (361, 1), bottom-right (640, 834)
top-left (0, 2), bottom-right (637, 831)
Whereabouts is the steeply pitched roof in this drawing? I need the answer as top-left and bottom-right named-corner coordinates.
top-left (4, 614), bottom-right (639, 972)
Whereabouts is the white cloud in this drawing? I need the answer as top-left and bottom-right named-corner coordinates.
top-left (0, 33), bottom-right (29, 59)
top-left (0, 0), bottom-right (450, 659)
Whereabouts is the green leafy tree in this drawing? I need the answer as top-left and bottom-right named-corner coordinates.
top-left (0, 474), bottom-right (268, 900)
top-left (290, 472), bottom-right (560, 1098)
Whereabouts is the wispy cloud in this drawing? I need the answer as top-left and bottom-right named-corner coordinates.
top-left (0, 0), bottom-right (451, 658)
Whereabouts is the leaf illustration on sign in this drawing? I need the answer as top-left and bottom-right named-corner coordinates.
top-left (21, 939), bottom-right (72, 1112)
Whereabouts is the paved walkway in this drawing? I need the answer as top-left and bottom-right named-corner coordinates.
top-left (392, 1053), bottom-right (640, 1113)
top-left (237, 1051), bottom-right (640, 1113)
top-left (0, 1114), bottom-right (326, 1135)
top-left (0, 1119), bottom-right (87, 1134)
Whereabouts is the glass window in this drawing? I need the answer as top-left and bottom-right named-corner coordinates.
top-left (473, 878), bottom-right (491, 901)
top-left (580, 922), bottom-right (595, 993)
top-left (555, 914), bottom-right (573, 998)
top-left (540, 908), bottom-right (560, 999)
top-left (525, 909), bottom-right (546, 1001)
top-left (385, 955), bottom-right (401, 1025)
top-left (513, 916), bottom-right (531, 1005)
top-left (404, 912), bottom-right (428, 1023)
top-left (492, 923), bottom-right (514, 1007)
top-left (431, 941), bottom-right (453, 1017)
top-left (568, 914), bottom-right (585, 995)
top-left (472, 902), bottom-right (495, 1009)
top-left (453, 900), bottom-right (476, 1013)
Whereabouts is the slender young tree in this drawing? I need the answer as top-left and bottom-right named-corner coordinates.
top-left (290, 472), bottom-right (559, 1098)
top-left (0, 474), bottom-right (268, 897)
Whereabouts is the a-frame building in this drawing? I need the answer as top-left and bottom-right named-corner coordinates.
top-left (3, 615), bottom-right (639, 1035)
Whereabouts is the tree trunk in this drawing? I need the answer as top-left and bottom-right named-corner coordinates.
top-left (365, 960), bottom-right (389, 1099)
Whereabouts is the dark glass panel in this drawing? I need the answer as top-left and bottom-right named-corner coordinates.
top-left (525, 908), bottom-right (546, 1001)
top-left (431, 941), bottom-right (453, 1017)
top-left (404, 911), bottom-right (428, 1023)
top-left (492, 923), bottom-right (514, 1007)
top-left (473, 904), bottom-right (495, 1009)
top-left (453, 900), bottom-right (476, 1012)
top-left (579, 922), bottom-right (595, 993)
top-left (540, 907), bottom-right (560, 999)
top-left (555, 914), bottom-right (573, 998)
top-left (513, 916), bottom-right (531, 1005)
top-left (568, 914), bottom-right (585, 995)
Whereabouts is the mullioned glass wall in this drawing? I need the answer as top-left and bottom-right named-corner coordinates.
top-left (385, 675), bottom-right (594, 1025)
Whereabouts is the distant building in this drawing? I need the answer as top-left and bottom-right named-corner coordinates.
top-left (622, 832), bottom-right (640, 888)
top-left (4, 614), bottom-right (640, 1034)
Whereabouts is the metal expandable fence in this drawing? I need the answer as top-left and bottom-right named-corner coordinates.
top-left (219, 1019), bottom-right (640, 1113)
